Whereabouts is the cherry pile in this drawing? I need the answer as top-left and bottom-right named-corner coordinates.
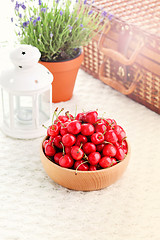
top-left (43, 108), bottom-right (128, 172)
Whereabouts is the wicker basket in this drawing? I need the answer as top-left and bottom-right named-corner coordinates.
top-left (81, 0), bottom-right (160, 114)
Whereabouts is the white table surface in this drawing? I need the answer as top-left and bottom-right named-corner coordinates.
top-left (0, 49), bottom-right (160, 240)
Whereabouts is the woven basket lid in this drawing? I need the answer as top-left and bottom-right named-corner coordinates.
top-left (93, 0), bottom-right (160, 38)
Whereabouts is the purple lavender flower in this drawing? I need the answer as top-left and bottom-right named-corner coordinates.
top-left (84, 0), bottom-right (87, 4)
top-left (68, 25), bottom-right (73, 31)
top-left (108, 14), bottom-right (113, 20)
top-left (41, 8), bottom-right (46, 13)
top-left (30, 17), bottom-right (33, 21)
top-left (50, 33), bottom-right (53, 38)
top-left (15, 1), bottom-right (20, 11)
top-left (37, 16), bottom-right (41, 21)
top-left (23, 21), bottom-right (28, 27)
top-left (80, 24), bottom-right (83, 27)
top-left (21, 4), bottom-right (26, 10)
top-left (88, 10), bottom-right (93, 15)
top-left (60, 10), bottom-right (63, 16)
top-left (33, 19), bottom-right (37, 26)
top-left (101, 11), bottom-right (107, 18)
top-left (56, 0), bottom-right (59, 3)
top-left (38, 0), bottom-right (42, 5)
top-left (18, 32), bottom-right (20, 36)
top-left (11, 17), bottom-right (13, 22)
top-left (19, 13), bottom-right (22, 18)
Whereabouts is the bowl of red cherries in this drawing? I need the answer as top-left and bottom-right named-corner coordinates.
top-left (40, 108), bottom-right (130, 191)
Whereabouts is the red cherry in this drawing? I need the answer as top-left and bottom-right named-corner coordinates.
top-left (74, 160), bottom-right (89, 171)
top-left (99, 156), bottom-right (112, 168)
top-left (106, 118), bottom-right (117, 129)
top-left (111, 158), bottom-right (117, 166)
top-left (53, 135), bottom-right (63, 149)
top-left (45, 143), bottom-right (56, 157)
top-left (81, 123), bottom-right (94, 136)
top-left (71, 146), bottom-right (84, 160)
top-left (62, 133), bottom-right (76, 147)
top-left (91, 132), bottom-right (104, 145)
top-left (54, 115), bottom-right (68, 124)
top-left (67, 120), bottom-right (82, 135)
top-left (102, 144), bottom-right (117, 157)
top-left (47, 124), bottom-right (59, 137)
top-left (105, 130), bottom-right (118, 144)
top-left (54, 152), bottom-right (63, 164)
top-left (88, 152), bottom-right (101, 165)
top-left (122, 140), bottom-right (128, 154)
top-left (89, 165), bottom-right (97, 171)
top-left (95, 123), bottom-right (107, 134)
top-left (83, 142), bottom-right (96, 155)
top-left (96, 119), bottom-right (107, 124)
top-left (96, 143), bottom-right (105, 152)
top-left (60, 122), bottom-right (69, 136)
top-left (113, 125), bottom-right (123, 136)
top-left (59, 155), bottom-right (74, 168)
top-left (65, 146), bottom-right (72, 156)
top-left (75, 112), bottom-right (86, 122)
top-left (85, 111), bottom-right (98, 124)
top-left (43, 139), bottom-right (49, 149)
top-left (115, 147), bottom-right (125, 160)
top-left (117, 130), bottom-right (126, 142)
top-left (75, 134), bottom-right (87, 146)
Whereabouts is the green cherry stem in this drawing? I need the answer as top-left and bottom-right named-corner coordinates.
top-left (75, 160), bottom-right (89, 175)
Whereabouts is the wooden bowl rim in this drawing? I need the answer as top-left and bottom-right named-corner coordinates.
top-left (40, 136), bottom-right (131, 174)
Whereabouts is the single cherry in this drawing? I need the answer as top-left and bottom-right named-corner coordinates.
top-left (47, 124), bottom-right (59, 137)
top-left (59, 155), bottom-right (74, 168)
top-left (88, 152), bottom-right (101, 165)
top-left (91, 132), bottom-right (104, 145)
top-left (45, 143), bottom-right (56, 157)
top-left (89, 165), bottom-right (97, 171)
top-left (115, 147), bottom-right (125, 160)
top-left (74, 160), bottom-right (89, 171)
top-left (75, 112), bottom-right (86, 122)
top-left (111, 158), bottom-right (117, 166)
top-left (53, 135), bottom-right (63, 149)
top-left (104, 130), bottom-right (118, 144)
top-left (71, 146), bottom-right (84, 160)
top-left (102, 144), bottom-right (117, 157)
top-left (81, 123), bottom-right (94, 136)
top-left (75, 134), bottom-right (87, 146)
top-left (99, 156), bottom-right (112, 168)
top-left (62, 133), bottom-right (76, 147)
top-left (96, 143), bottom-right (105, 152)
top-left (83, 142), bottom-right (96, 155)
top-left (95, 123), bottom-right (107, 134)
top-left (54, 152), bottom-right (63, 164)
top-left (85, 111), bottom-right (98, 124)
top-left (60, 122), bottom-right (69, 136)
top-left (67, 120), bottom-right (82, 135)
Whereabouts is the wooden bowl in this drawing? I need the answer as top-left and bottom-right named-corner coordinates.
top-left (40, 138), bottom-right (131, 191)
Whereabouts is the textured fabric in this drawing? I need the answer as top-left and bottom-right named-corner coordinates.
top-left (0, 55), bottom-right (160, 240)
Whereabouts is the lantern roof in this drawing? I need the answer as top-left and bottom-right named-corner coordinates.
top-left (0, 44), bottom-right (53, 93)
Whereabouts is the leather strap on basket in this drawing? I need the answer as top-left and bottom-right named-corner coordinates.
top-left (98, 24), bottom-right (144, 95)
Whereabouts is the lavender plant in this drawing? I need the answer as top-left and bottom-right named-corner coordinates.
top-left (11, 0), bottom-right (112, 61)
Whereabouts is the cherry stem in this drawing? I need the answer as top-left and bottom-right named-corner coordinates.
top-left (54, 111), bottom-right (65, 127)
top-left (61, 142), bottom-right (65, 156)
top-left (57, 108), bottom-right (64, 117)
top-left (75, 160), bottom-right (89, 175)
top-left (42, 124), bottom-right (47, 129)
top-left (83, 153), bottom-right (88, 160)
top-left (103, 141), bottom-right (113, 145)
top-left (52, 107), bottom-right (58, 126)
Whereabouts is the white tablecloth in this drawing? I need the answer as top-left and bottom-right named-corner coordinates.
top-left (0, 57), bottom-right (160, 239)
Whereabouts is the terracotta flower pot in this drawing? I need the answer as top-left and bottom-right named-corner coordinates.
top-left (39, 51), bottom-right (84, 103)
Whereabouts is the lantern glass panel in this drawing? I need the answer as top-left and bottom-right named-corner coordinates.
top-left (38, 90), bottom-right (50, 126)
top-left (13, 95), bottom-right (33, 129)
top-left (1, 89), bottom-right (10, 127)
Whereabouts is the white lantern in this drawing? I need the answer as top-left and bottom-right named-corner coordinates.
top-left (0, 44), bottom-right (53, 139)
